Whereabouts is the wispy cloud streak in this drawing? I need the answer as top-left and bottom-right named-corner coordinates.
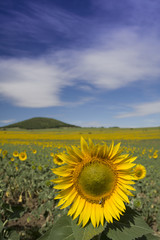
top-left (116, 101), bottom-right (160, 118)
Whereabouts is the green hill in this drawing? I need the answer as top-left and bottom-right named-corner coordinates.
top-left (1, 117), bottom-right (79, 129)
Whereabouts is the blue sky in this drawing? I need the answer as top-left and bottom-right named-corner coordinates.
top-left (0, 0), bottom-right (160, 128)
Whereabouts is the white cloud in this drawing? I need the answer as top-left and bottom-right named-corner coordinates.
top-left (116, 100), bottom-right (160, 118)
top-left (0, 119), bottom-right (15, 124)
top-left (1, 28), bottom-right (160, 108)
top-left (75, 28), bottom-right (160, 89)
top-left (0, 58), bottom-right (71, 108)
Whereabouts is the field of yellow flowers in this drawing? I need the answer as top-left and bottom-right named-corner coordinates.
top-left (0, 127), bottom-right (160, 240)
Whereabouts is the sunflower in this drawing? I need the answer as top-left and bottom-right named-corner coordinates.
top-left (52, 137), bottom-right (137, 228)
top-left (10, 157), bottom-right (15, 162)
top-left (19, 152), bottom-right (27, 161)
top-left (133, 164), bottom-right (146, 180)
top-left (153, 151), bottom-right (158, 159)
top-left (13, 151), bottom-right (19, 157)
top-left (32, 149), bottom-right (37, 154)
top-left (53, 154), bottom-right (65, 165)
top-left (50, 152), bottom-right (54, 157)
top-left (2, 150), bottom-right (8, 156)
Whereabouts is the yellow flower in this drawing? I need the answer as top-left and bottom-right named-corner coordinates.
top-left (153, 152), bottom-right (158, 159)
top-left (32, 149), bottom-right (37, 154)
top-left (50, 152), bottom-right (54, 157)
top-left (133, 164), bottom-right (146, 180)
top-left (2, 150), bottom-right (8, 156)
top-left (10, 157), bottom-right (14, 162)
top-left (52, 137), bottom-right (137, 228)
top-left (53, 154), bottom-right (65, 165)
top-left (13, 151), bottom-right (19, 157)
top-left (19, 152), bottom-right (27, 161)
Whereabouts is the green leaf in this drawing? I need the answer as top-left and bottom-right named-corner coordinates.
top-left (38, 215), bottom-right (74, 240)
top-left (136, 233), bottom-right (160, 240)
top-left (0, 220), bottom-right (3, 232)
top-left (38, 215), bottom-right (106, 240)
top-left (104, 207), bottom-right (153, 240)
top-left (8, 231), bottom-right (20, 240)
top-left (71, 218), bottom-right (106, 240)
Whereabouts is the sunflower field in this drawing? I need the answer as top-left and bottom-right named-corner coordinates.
top-left (0, 127), bottom-right (160, 240)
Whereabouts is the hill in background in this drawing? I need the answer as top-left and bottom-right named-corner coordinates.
top-left (1, 117), bottom-right (79, 129)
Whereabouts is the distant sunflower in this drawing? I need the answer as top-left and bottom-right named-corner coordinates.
top-left (50, 152), bottom-right (54, 157)
top-left (133, 164), bottom-right (146, 180)
top-left (53, 154), bottom-right (65, 165)
top-left (153, 152), bottom-right (158, 159)
top-left (13, 151), bottom-right (19, 157)
top-left (19, 152), bottom-right (27, 161)
top-left (2, 150), bottom-right (8, 156)
top-left (32, 149), bottom-right (37, 154)
top-left (52, 137), bottom-right (137, 228)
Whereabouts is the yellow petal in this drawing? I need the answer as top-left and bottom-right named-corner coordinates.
top-left (60, 190), bottom-right (77, 209)
top-left (108, 141), bottom-right (114, 158)
top-left (52, 166), bottom-right (73, 177)
top-left (97, 204), bottom-right (104, 226)
top-left (54, 186), bottom-right (73, 200)
top-left (116, 186), bottom-right (129, 203)
top-left (112, 193), bottom-right (126, 211)
top-left (110, 142), bottom-right (121, 159)
top-left (103, 203), bottom-right (113, 223)
top-left (82, 202), bottom-right (92, 227)
top-left (73, 198), bottom-right (85, 220)
top-left (116, 163), bottom-right (136, 170)
top-left (56, 187), bottom-right (75, 206)
top-left (51, 177), bottom-right (71, 184)
top-left (54, 181), bottom-right (73, 189)
top-left (106, 199), bottom-right (119, 221)
top-left (81, 137), bottom-right (89, 154)
top-left (119, 174), bottom-right (135, 180)
top-left (72, 146), bottom-right (83, 159)
top-left (90, 203), bottom-right (97, 228)
top-left (57, 153), bottom-right (77, 165)
top-left (68, 195), bottom-right (81, 216)
top-left (95, 204), bottom-right (100, 227)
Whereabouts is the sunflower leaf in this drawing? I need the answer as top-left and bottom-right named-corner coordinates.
top-left (136, 233), bottom-right (160, 240)
top-left (103, 206), bottom-right (153, 240)
top-left (72, 218), bottom-right (107, 240)
top-left (38, 215), bottom-right (75, 240)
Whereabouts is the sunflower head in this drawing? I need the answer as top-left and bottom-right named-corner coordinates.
top-left (133, 164), bottom-right (146, 180)
top-left (13, 151), bottom-right (19, 157)
top-left (32, 149), bottom-right (37, 154)
top-left (53, 154), bottom-right (65, 165)
top-left (19, 152), bottom-right (27, 161)
top-left (153, 152), bottom-right (158, 159)
top-left (10, 157), bottom-right (15, 162)
top-left (2, 150), bottom-right (8, 156)
top-left (50, 152), bottom-right (54, 157)
top-left (52, 137), bottom-right (139, 228)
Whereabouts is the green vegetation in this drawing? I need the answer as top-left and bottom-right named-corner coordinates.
top-left (0, 117), bottom-right (79, 129)
top-left (0, 129), bottom-right (160, 239)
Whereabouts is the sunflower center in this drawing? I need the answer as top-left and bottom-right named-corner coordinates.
top-left (136, 170), bottom-right (142, 177)
top-left (77, 161), bottom-right (115, 199)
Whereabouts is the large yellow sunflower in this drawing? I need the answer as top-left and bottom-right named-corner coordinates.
top-left (52, 138), bottom-right (137, 228)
